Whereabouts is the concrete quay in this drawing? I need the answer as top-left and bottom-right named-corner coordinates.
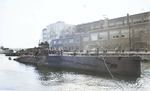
top-left (63, 51), bottom-right (150, 61)
top-left (103, 52), bottom-right (150, 61)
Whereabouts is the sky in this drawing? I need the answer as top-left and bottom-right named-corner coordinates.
top-left (0, 0), bottom-right (150, 48)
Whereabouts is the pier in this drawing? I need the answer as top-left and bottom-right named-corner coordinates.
top-left (63, 51), bottom-right (150, 61)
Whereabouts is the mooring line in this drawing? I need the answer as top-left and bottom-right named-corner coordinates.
top-left (101, 55), bottom-right (125, 89)
top-left (97, 55), bottom-right (125, 89)
top-left (38, 56), bottom-right (44, 65)
top-left (101, 55), bottom-right (114, 78)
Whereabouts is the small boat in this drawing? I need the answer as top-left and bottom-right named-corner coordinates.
top-left (8, 57), bottom-right (12, 60)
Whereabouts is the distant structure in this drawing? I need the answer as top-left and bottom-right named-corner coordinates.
top-left (43, 12), bottom-right (150, 52)
top-left (0, 46), bottom-right (13, 54)
top-left (42, 21), bottom-right (73, 47)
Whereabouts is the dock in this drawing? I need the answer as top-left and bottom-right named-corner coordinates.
top-left (63, 51), bottom-right (150, 61)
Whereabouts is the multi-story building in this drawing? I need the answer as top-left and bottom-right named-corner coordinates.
top-left (42, 21), bottom-right (72, 47)
top-left (42, 28), bottom-right (47, 42)
top-left (51, 11), bottom-right (150, 52)
top-left (59, 25), bottom-right (76, 38)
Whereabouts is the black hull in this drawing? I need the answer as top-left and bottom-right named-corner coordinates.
top-left (14, 55), bottom-right (141, 76)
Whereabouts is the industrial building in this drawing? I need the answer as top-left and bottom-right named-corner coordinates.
top-left (47, 12), bottom-right (150, 52)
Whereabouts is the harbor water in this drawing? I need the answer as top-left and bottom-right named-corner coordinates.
top-left (0, 54), bottom-right (150, 91)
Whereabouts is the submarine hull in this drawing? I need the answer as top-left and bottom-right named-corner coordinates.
top-left (14, 55), bottom-right (141, 76)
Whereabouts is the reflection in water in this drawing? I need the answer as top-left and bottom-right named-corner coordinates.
top-left (35, 65), bottom-right (138, 82)
top-left (34, 65), bottom-right (140, 90)
top-left (1, 54), bottom-right (150, 91)
top-left (35, 66), bottom-right (65, 86)
top-left (34, 62), bottom-right (150, 91)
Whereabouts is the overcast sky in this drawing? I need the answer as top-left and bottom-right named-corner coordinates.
top-left (0, 0), bottom-right (150, 48)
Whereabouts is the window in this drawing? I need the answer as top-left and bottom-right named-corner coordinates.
top-left (44, 34), bottom-right (46, 37)
top-left (144, 20), bottom-right (149, 22)
top-left (91, 33), bottom-right (98, 41)
top-left (100, 32), bottom-right (107, 39)
top-left (84, 45), bottom-right (88, 49)
top-left (43, 30), bottom-right (46, 33)
top-left (64, 39), bottom-right (68, 43)
top-left (83, 37), bottom-right (89, 41)
top-left (58, 40), bottom-right (62, 44)
top-left (134, 21), bottom-right (142, 24)
top-left (121, 29), bottom-right (129, 38)
top-left (110, 31), bottom-right (119, 39)
top-left (116, 21), bottom-right (122, 25)
top-left (44, 37), bottom-right (46, 40)
top-left (121, 35), bottom-right (125, 37)
top-left (75, 38), bottom-right (80, 42)
top-left (53, 41), bottom-right (57, 44)
top-left (112, 35), bottom-right (119, 38)
top-left (69, 39), bottom-right (74, 43)
top-left (76, 46), bottom-right (79, 50)
top-left (68, 46), bottom-right (73, 50)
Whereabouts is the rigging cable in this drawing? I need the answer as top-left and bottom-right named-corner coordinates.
top-left (100, 55), bottom-right (114, 78)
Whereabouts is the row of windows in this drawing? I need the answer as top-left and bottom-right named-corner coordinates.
top-left (53, 29), bottom-right (130, 44)
top-left (53, 34), bottom-right (127, 44)
top-left (54, 38), bottom-right (80, 44)
top-left (134, 19), bottom-right (149, 24)
top-left (90, 30), bottom-right (129, 41)
top-left (53, 26), bottom-right (150, 44)
top-left (55, 44), bottom-right (119, 51)
top-left (134, 21), bottom-right (141, 24)
top-left (89, 19), bottom-right (149, 31)
top-left (90, 19), bottom-right (149, 30)
top-left (43, 30), bottom-right (46, 33)
top-left (144, 20), bottom-right (149, 22)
